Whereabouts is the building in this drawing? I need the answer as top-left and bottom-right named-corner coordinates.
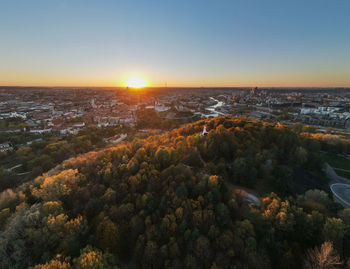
top-left (0, 141), bottom-right (12, 152)
top-left (103, 133), bottom-right (127, 144)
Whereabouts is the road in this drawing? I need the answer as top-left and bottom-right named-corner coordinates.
top-left (330, 184), bottom-right (350, 207)
top-left (326, 163), bottom-right (350, 208)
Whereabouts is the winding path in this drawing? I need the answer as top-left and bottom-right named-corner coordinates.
top-left (334, 167), bottom-right (350, 173)
top-left (330, 184), bottom-right (350, 207)
top-left (326, 163), bottom-right (350, 208)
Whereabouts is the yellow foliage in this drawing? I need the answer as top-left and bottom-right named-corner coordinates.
top-left (33, 169), bottom-right (85, 201)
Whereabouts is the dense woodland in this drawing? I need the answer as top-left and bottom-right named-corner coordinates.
top-left (136, 107), bottom-right (179, 130)
top-left (0, 126), bottom-right (131, 192)
top-left (1, 117), bottom-right (350, 268)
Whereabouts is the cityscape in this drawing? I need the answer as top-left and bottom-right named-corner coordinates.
top-left (2, 87), bottom-right (350, 135)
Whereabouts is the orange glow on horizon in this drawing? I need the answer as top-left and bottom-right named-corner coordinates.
top-left (125, 76), bottom-right (147, 88)
top-left (1, 71), bottom-right (350, 88)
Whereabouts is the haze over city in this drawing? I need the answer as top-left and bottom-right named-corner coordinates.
top-left (1, 0), bottom-right (350, 87)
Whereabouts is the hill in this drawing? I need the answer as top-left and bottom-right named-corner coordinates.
top-left (0, 116), bottom-right (350, 268)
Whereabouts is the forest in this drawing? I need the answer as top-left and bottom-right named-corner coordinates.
top-left (1, 116), bottom-right (350, 268)
top-left (0, 126), bottom-right (132, 192)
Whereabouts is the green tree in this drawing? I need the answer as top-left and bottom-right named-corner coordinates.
top-left (215, 203), bottom-right (230, 228)
top-left (96, 217), bottom-right (119, 253)
top-left (323, 218), bottom-right (345, 252)
top-left (155, 147), bottom-right (170, 169)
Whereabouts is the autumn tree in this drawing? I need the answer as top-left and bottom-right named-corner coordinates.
top-left (304, 241), bottom-right (342, 269)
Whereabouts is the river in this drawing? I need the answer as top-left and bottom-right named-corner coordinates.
top-left (205, 97), bottom-right (225, 117)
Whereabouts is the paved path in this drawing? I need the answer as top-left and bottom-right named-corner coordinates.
top-left (326, 163), bottom-right (350, 185)
top-left (17, 171), bottom-right (31, 176)
top-left (326, 163), bottom-right (350, 208)
top-left (228, 184), bottom-right (261, 207)
top-left (331, 184), bottom-right (350, 207)
top-left (6, 164), bottom-right (22, 171)
top-left (334, 167), bottom-right (350, 173)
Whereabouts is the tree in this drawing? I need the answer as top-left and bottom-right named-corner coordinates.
top-left (73, 245), bottom-right (119, 269)
top-left (33, 169), bottom-right (85, 201)
top-left (323, 218), bottom-right (345, 252)
top-left (42, 201), bottom-right (64, 217)
top-left (208, 175), bottom-right (219, 189)
top-left (0, 168), bottom-right (20, 192)
top-left (96, 217), bottom-right (119, 253)
top-left (155, 147), bottom-right (171, 169)
top-left (304, 241), bottom-right (342, 269)
top-left (0, 208), bottom-right (11, 229)
top-left (294, 146), bottom-right (308, 166)
top-left (194, 235), bottom-right (212, 263)
top-left (304, 189), bottom-right (330, 206)
top-left (293, 123), bottom-right (303, 133)
top-left (217, 230), bottom-right (234, 250)
top-left (235, 219), bottom-right (255, 239)
top-left (0, 205), bottom-right (41, 269)
top-left (34, 255), bottom-right (71, 269)
top-left (272, 165), bottom-right (292, 195)
top-left (143, 241), bottom-right (159, 268)
top-left (215, 203), bottom-right (230, 228)
top-left (182, 150), bottom-right (203, 167)
top-left (338, 208), bottom-right (350, 234)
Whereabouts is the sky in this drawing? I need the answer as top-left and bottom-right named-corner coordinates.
top-left (0, 0), bottom-right (350, 87)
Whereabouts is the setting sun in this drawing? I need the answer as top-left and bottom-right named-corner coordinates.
top-left (126, 76), bottom-right (147, 88)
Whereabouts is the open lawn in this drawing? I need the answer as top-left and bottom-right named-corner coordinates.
top-left (321, 152), bottom-right (350, 179)
top-left (334, 169), bottom-right (350, 180)
top-left (321, 152), bottom-right (350, 169)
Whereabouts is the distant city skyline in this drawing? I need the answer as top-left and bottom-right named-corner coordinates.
top-left (1, 0), bottom-right (350, 87)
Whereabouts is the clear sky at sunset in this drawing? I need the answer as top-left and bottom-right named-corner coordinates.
top-left (1, 0), bottom-right (349, 87)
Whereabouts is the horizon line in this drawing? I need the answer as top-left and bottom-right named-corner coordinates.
top-left (1, 85), bottom-right (350, 89)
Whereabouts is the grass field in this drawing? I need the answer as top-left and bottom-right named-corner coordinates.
top-left (334, 169), bottom-right (350, 179)
top-left (321, 152), bottom-right (350, 169)
top-left (321, 152), bottom-right (350, 179)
